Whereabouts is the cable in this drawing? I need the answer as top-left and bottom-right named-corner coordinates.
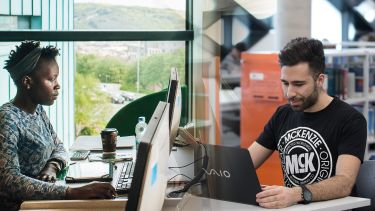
top-left (173, 142), bottom-right (190, 147)
top-left (167, 142), bottom-right (209, 198)
top-left (168, 173), bottom-right (193, 182)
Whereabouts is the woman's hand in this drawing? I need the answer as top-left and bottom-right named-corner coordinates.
top-left (37, 163), bottom-right (58, 182)
top-left (66, 182), bottom-right (117, 199)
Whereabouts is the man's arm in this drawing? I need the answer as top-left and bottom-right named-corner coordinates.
top-left (248, 141), bottom-right (273, 169)
top-left (256, 154), bottom-right (361, 208)
top-left (307, 154), bottom-right (361, 201)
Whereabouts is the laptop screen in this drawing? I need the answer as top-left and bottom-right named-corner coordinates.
top-left (191, 144), bottom-right (262, 205)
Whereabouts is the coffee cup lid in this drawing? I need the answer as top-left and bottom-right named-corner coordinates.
top-left (101, 128), bottom-right (118, 134)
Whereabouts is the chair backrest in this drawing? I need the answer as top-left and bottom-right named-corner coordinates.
top-left (106, 85), bottom-right (188, 137)
top-left (353, 160), bottom-right (375, 211)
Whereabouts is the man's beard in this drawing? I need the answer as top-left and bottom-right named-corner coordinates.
top-left (289, 85), bottom-right (319, 112)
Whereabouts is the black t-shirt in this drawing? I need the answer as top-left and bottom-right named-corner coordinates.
top-left (257, 97), bottom-right (367, 187)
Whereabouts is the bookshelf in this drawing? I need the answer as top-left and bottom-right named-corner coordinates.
top-left (324, 48), bottom-right (375, 159)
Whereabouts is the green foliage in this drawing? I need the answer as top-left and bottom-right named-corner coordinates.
top-left (79, 126), bottom-right (96, 135)
top-left (134, 48), bottom-right (185, 93)
top-left (120, 62), bottom-right (137, 92)
top-left (76, 54), bottom-right (97, 75)
top-left (75, 48), bottom-right (185, 135)
top-left (76, 54), bottom-right (132, 85)
top-left (74, 72), bottom-right (111, 136)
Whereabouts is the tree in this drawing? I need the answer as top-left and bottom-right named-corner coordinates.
top-left (134, 48), bottom-right (185, 93)
top-left (74, 72), bottom-right (111, 136)
top-left (74, 49), bottom-right (185, 136)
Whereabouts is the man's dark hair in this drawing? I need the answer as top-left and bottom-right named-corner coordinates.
top-left (4, 40), bottom-right (59, 86)
top-left (279, 37), bottom-right (325, 79)
top-left (234, 42), bottom-right (246, 52)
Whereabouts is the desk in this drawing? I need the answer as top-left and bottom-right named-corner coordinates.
top-left (62, 147), bottom-right (136, 190)
top-left (20, 195), bottom-right (370, 211)
top-left (20, 136), bottom-right (371, 211)
top-left (175, 194), bottom-right (370, 211)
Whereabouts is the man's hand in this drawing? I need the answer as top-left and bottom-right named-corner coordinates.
top-left (66, 182), bottom-right (117, 199)
top-left (256, 185), bottom-right (301, 208)
top-left (37, 163), bottom-right (58, 182)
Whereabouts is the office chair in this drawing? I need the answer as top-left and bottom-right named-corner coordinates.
top-left (353, 160), bottom-right (375, 211)
top-left (106, 85), bottom-right (187, 137)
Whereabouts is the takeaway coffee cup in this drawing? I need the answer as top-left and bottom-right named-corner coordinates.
top-left (101, 128), bottom-right (118, 159)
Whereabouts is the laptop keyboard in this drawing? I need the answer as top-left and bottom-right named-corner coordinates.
top-left (115, 160), bottom-right (135, 194)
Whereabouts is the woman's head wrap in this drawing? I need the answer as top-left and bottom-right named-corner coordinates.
top-left (7, 47), bottom-right (42, 81)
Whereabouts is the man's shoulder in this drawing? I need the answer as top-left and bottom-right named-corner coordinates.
top-left (276, 104), bottom-right (293, 114)
top-left (326, 98), bottom-right (366, 129)
top-left (269, 104), bottom-right (294, 122)
top-left (333, 98), bottom-right (365, 119)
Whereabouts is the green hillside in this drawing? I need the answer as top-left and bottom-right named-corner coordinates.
top-left (74, 3), bottom-right (185, 30)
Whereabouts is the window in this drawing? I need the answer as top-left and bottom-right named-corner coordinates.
top-left (311, 0), bottom-right (342, 43)
top-left (75, 40), bottom-right (185, 136)
top-left (73, 1), bottom-right (187, 135)
top-left (0, 0), bottom-right (192, 147)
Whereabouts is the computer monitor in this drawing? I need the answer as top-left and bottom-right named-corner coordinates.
top-left (126, 101), bottom-right (170, 211)
top-left (166, 68), bottom-right (182, 152)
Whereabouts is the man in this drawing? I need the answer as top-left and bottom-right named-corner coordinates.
top-left (0, 41), bottom-right (116, 210)
top-left (248, 37), bottom-right (367, 208)
top-left (220, 42), bottom-right (246, 90)
top-left (220, 42), bottom-right (246, 75)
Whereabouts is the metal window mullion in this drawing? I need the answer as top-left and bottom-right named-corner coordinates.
top-left (0, 30), bottom-right (194, 41)
top-left (185, 0), bottom-right (193, 123)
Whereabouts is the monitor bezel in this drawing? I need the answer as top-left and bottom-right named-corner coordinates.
top-left (126, 102), bottom-right (170, 211)
top-left (166, 68), bottom-right (181, 153)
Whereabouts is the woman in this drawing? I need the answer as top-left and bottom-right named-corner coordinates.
top-left (0, 41), bottom-right (115, 210)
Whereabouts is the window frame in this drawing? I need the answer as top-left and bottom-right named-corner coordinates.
top-left (0, 30), bottom-right (193, 41)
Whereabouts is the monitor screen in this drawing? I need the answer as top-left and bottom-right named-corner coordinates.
top-left (166, 68), bottom-right (182, 153)
top-left (126, 101), bottom-right (170, 211)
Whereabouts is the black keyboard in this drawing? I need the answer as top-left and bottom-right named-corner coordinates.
top-left (115, 160), bottom-right (135, 194)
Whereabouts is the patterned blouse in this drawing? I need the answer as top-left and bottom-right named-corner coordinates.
top-left (0, 102), bottom-right (68, 210)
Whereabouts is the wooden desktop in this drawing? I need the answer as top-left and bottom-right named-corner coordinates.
top-left (20, 136), bottom-right (371, 211)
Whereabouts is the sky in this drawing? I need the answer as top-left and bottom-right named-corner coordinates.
top-left (74, 0), bottom-right (185, 11)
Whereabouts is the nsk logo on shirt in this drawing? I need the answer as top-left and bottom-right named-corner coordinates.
top-left (277, 127), bottom-right (332, 187)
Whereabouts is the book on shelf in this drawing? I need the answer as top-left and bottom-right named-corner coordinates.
top-left (326, 67), bottom-right (335, 97)
top-left (325, 66), bottom-right (373, 100)
top-left (369, 106), bottom-right (374, 136)
top-left (348, 72), bottom-right (355, 98)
